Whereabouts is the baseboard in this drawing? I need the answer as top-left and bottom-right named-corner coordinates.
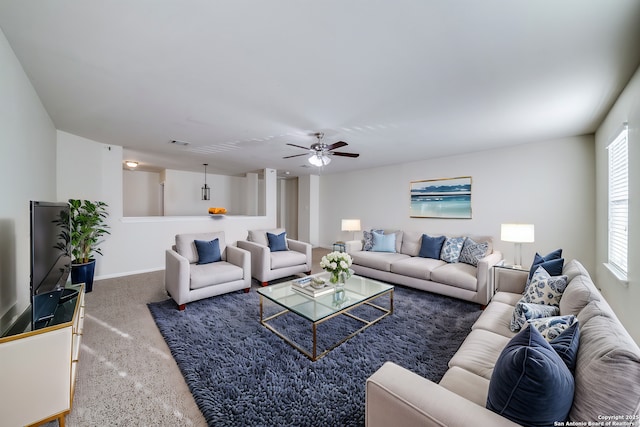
top-left (96, 266), bottom-right (165, 281)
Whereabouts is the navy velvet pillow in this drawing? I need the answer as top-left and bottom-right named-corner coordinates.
top-left (549, 322), bottom-right (580, 374)
top-left (418, 234), bottom-right (446, 259)
top-left (487, 325), bottom-right (575, 426)
top-left (194, 238), bottom-right (221, 264)
top-left (267, 231), bottom-right (288, 252)
top-left (528, 249), bottom-right (564, 280)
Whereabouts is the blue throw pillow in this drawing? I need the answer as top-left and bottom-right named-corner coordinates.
top-left (528, 249), bottom-right (563, 281)
top-left (418, 234), bottom-right (446, 259)
top-left (371, 231), bottom-right (396, 253)
top-left (194, 238), bottom-right (221, 264)
top-left (267, 232), bottom-right (288, 252)
top-left (549, 322), bottom-right (580, 374)
top-left (487, 325), bottom-right (575, 426)
top-left (528, 258), bottom-right (565, 281)
top-left (440, 237), bottom-right (466, 263)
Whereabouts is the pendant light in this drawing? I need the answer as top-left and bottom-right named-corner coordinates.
top-left (201, 163), bottom-right (210, 200)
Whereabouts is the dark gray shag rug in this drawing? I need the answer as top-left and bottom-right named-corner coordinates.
top-left (148, 285), bottom-right (482, 427)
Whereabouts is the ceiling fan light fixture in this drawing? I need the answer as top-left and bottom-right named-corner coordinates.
top-left (308, 153), bottom-right (331, 167)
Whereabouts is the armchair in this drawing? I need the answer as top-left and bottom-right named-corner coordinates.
top-left (165, 231), bottom-right (251, 310)
top-left (237, 228), bottom-right (312, 286)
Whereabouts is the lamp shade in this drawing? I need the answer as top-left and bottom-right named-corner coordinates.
top-left (501, 224), bottom-right (535, 243)
top-left (341, 219), bottom-right (361, 232)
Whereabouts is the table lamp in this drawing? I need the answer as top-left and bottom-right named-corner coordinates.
top-left (341, 219), bottom-right (361, 241)
top-left (500, 223), bottom-right (535, 268)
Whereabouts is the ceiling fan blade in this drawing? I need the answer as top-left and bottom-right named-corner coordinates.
top-left (282, 153), bottom-right (309, 159)
top-left (327, 141), bottom-right (348, 151)
top-left (332, 151), bottom-right (360, 158)
top-left (286, 143), bottom-right (311, 150)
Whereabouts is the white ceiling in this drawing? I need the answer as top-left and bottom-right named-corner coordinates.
top-left (1, 1), bottom-right (639, 177)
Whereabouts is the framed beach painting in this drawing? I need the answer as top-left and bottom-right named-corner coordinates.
top-left (410, 176), bottom-right (472, 219)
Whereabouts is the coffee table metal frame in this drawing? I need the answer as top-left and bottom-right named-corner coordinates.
top-left (258, 275), bottom-right (393, 361)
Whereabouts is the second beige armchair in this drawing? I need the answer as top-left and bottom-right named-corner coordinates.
top-left (238, 228), bottom-right (312, 286)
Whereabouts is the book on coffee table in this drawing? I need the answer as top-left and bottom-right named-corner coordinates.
top-left (291, 278), bottom-right (335, 298)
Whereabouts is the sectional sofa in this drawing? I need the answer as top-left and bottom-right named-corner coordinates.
top-left (345, 230), bottom-right (502, 305)
top-left (365, 259), bottom-right (640, 426)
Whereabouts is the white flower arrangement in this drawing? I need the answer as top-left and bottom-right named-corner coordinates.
top-left (320, 251), bottom-right (353, 284)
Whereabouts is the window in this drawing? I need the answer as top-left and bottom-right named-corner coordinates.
top-left (607, 124), bottom-right (629, 282)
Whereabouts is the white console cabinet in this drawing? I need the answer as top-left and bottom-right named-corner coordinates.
top-left (0, 285), bottom-right (85, 427)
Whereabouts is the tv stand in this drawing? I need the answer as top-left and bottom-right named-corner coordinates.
top-left (0, 284), bottom-right (85, 427)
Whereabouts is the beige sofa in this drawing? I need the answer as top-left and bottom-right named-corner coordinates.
top-left (346, 231), bottom-right (502, 305)
top-left (237, 228), bottom-right (312, 286)
top-left (365, 259), bottom-right (640, 426)
top-left (165, 231), bottom-right (251, 310)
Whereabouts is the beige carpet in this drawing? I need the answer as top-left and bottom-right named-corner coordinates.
top-left (53, 247), bottom-right (330, 426)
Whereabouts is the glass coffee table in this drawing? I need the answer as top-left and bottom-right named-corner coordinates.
top-left (257, 274), bottom-right (393, 361)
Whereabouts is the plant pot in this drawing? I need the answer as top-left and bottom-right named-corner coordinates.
top-left (71, 259), bottom-right (96, 293)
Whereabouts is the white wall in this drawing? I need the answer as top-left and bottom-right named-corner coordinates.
top-left (595, 64), bottom-right (640, 344)
top-left (319, 135), bottom-right (596, 275)
top-left (123, 170), bottom-right (162, 216)
top-left (57, 131), bottom-right (278, 278)
top-left (0, 28), bottom-right (57, 329)
top-left (162, 169), bottom-right (246, 216)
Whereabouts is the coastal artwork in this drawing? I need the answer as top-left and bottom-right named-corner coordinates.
top-left (410, 176), bottom-right (472, 218)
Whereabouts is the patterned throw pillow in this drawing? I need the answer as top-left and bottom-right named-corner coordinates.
top-left (362, 229), bottom-right (383, 251)
top-left (524, 266), bottom-right (568, 306)
top-left (440, 237), bottom-right (466, 263)
top-left (528, 315), bottom-right (578, 341)
top-left (458, 238), bottom-right (489, 267)
top-left (510, 300), bottom-right (560, 332)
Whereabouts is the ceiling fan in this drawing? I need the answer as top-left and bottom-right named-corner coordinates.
top-left (283, 132), bottom-right (360, 167)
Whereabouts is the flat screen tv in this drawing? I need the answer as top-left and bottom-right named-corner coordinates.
top-left (30, 201), bottom-right (71, 327)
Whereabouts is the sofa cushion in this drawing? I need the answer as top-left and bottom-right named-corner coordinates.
top-left (439, 366), bottom-right (490, 408)
top-left (176, 232), bottom-right (227, 264)
top-left (248, 228), bottom-right (286, 248)
top-left (418, 234), bottom-right (446, 259)
top-left (448, 329), bottom-right (511, 380)
top-left (400, 231), bottom-right (422, 256)
top-left (562, 258), bottom-right (589, 283)
top-left (390, 257), bottom-right (445, 281)
top-left (194, 238), bottom-right (222, 264)
top-left (270, 250), bottom-right (307, 270)
top-left (267, 231), bottom-right (288, 252)
top-left (458, 238), bottom-right (489, 267)
top-left (190, 261), bottom-right (243, 289)
top-left (440, 237), bottom-right (466, 263)
top-left (350, 251), bottom-right (410, 272)
top-left (560, 274), bottom-right (601, 317)
top-left (569, 307), bottom-right (640, 423)
top-left (491, 292), bottom-right (522, 306)
top-left (472, 301), bottom-right (518, 339)
top-left (430, 262), bottom-right (478, 292)
top-left (486, 325), bottom-right (574, 427)
top-left (371, 231), bottom-right (397, 252)
top-left (510, 300), bottom-right (559, 332)
top-left (523, 266), bottom-right (568, 306)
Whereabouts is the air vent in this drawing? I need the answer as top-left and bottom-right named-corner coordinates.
top-left (170, 140), bottom-right (189, 146)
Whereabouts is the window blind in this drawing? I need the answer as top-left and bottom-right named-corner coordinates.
top-left (607, 126), bottom-right (628, 277)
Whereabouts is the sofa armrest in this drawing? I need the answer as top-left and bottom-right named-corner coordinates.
top-left (165, 249), bottom-right (191, 306)
top-left (366, 362), bottom-right (520, 427)
top-left (287, 239), bottom-right (312, 271)
top-left (474, 251), bottom-right (502, 305)
top-left (226, 246), bottom-right (251, 285)
top-left (345, 239), bottom-right (363, 253)
top-left (237, 240), bottom-right (270, 282)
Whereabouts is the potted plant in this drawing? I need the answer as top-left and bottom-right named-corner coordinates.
top-left (65, 199), bottom-right (110, 292)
